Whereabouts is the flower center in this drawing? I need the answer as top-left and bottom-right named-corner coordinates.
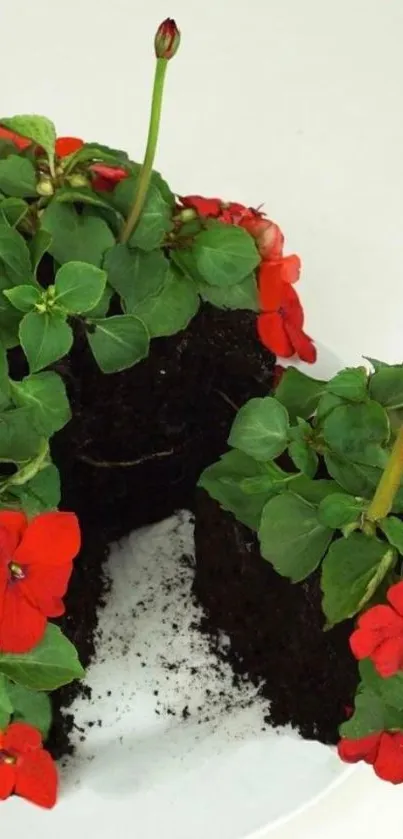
top-left (8, 562), bottom-right (25, 581)
top-left (0, 750), bottom-right (16, 765)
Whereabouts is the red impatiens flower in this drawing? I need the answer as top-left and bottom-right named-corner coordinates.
top-left (0, 723), bottom-right (57, 808)
top-left (0, 128), bottom-right (84, 158)
top-left (350, 581), bottom-right (403, 678)
top-left (0, 510), bottom-right (80, 654)
top-left (181, 195), bottom-right (222, 217)
top-left (338, 731), bottom-right (403, 784)
top-left (91, 163), bottom-right (129, 192)
top-left (257, 272), bottom-right (316, 362)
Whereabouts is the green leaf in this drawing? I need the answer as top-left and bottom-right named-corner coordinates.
top-left (275, 367), bottom-right (325, 422)
top-left (379, 516), bottom-right (403, 556)
top-left (0, 408), bottom-right (42, 461)
top-left (365, 357), bottom-right (390, 373)
top-left (8, 464), bottom-right (61, 516)
top-left (6, 681), bottom-right (52, 738)
top-left (323, 401), bottom-right (390, 465)
top-left (54, 185), bottom-right (119, 213)
top-left (86, 314), bottom-right (149, 373)
top-left (340, 685), bottom-right (403, 738)
top-left (0, 224), bottom-right (33, 286)
top-left (4, 284), bottom-right (40, 312)
top-left (369, 367), bottom-right (403, 410)
top-left (315, 392), bottom-right (345, 425)
top-left (259, 492), bottom-right (333, 582)
top-left (288, 439), bottom-right (318, 478)
top-left (318, 492), bottom-right (366, 528)
top-left (321, 533), bottom-right (396, 626)
top-left (132, 269), bottom-right (200, 337)
top-left (198, 449), bottom-right (275, 530)
top-left (54, 261), bottom-right (107, 314)
top-left (0, 198), bottom-right (28, 227)
top-left (104, 245), bottom-right (168, 312)
top-left (327, 367), bottom-right (368, 402)
top-left (0, 624), bottom-right (84, 691)
top-left (1, 115), bottom-right (56, 171)
top-left (10, 371), bottom-right (71, 436)
top-left (290, 475), bottom-right (341, 505)
top-left (41, 202), bottom-right (115, 267)
top-left (63, 142), bottom-right (129, 172)
top-left (30, 230), bottom-right (52, 273)
top-left (19, 310), bottom-right (73, 373)
top-left (81, 284), bottom-right (112, 318)
top-left (228, 397), bottom-right (289, 461)
top-left (113, 177), bottom-right (173, 250)
top-left (324, 452), bottom-right (382, 499)
top-left (197, 273), bottom-right (259, 311)
top-left (0, 674), bottom-right (12, 728)
top-left (176, 220), bottom-right (259, 287)
top-left (359, 659), bottom-right (403, 711)
top-left (0, 156), bottom-right (37, 197)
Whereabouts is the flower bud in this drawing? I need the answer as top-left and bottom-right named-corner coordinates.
top-left (68, 173), bottom-right (91, 188)
top-left (36, 177), bottom-right (54, 197)
top-left (154, 18), bottom-right (180, 59)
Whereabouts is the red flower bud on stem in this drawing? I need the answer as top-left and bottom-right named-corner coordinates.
top-left (154, 18), bottom-right (181, 59)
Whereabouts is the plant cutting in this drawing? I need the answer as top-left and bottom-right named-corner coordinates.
top-left (0, 17), bottom-right (318, 809)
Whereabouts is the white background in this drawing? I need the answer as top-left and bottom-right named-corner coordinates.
top-left (3, 0), bottom-right (403, 835)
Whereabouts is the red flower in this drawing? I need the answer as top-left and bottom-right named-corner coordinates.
top-left (55, 137), bottom-right (84, 157)
top-left (0, 126), bottom-right (31, 150)
top-left (0, 723), bottom-right (57, 808)
top-left (350, 581), bottom-right (403, 678)
top-left (257, 272), bottom-right (316, 362)
top-left (181, 195), bottom-right (222, 217)
top-left (91, 163), bottom-right (129, 192)
top-left (0, 510), bottom-right (80, 654)
top-left (338, 731), bottom-right (403, 784)
top-left (154, 18), bottom-right (181, 60)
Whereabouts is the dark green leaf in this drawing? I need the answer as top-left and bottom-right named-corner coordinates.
top-left (54, 261), bottom-right (107, 314)
top-left (359, 659), bottom-right (403, 711)
top-left (275, 367), bottom-right (325, 422)
top-left (41, 202), bottom-right (115, 267)
top-left (315, 392), bottom-right (345, 425)
top-left (4, 284), bottom-right (40, 312)
top-left (288, 439), bottom-right (318, 478)
top-left (1, 115), bottom-right (56, 171)
top-left (19, 310), bottom-right (73, 373)
top-left (104, 245), bottom-right (168, 312)
top-left (0, 674), bottom-right (12, 729)
top-left (290, 475), bottom-right (342, 505)
top-left (54, 185), bottom-right (119, 213)
top-left (365, 357), bottom-right (390, 373)
top-left (318, 492), bottom-right (366, 528)
top-left (197, 274), bottom-right (259, 311)
top-left (380, 516), bottom-right (403, 556)
top-left (323, 401), bottom-right (390, 465)
top-left (0, 156), bottom-right (37, 197)
top-left (81, 284), bottom-right (112, 318)
top-left (369, 367), bottom-right (403, 410)
top-left (325, 452), bottom-right (382, 499)
top-left (0, 198), bottom-right (28, 227)
top-left (132, 270), bottom-right (199, 337)
top-left (30, 230), bottom-right (52, 273)
top-left (259, 492), bottom-right (333, 582)
top-left (327, 367), bottom-right (368, 402)
top-left (87, 314), bottom-right (149, 373)
top-left (10, 371), bottom-right (71, 436)
top-left (321, 533), bottom-right (396, 626)
top-left (177, 220), bottom-right (259, 287)
top-left (228, 397), bottom-right (289, 461)
top-left (6, 681), bottom-right (52, 738)
top-left (113, 177), bottom-right (173, 250)
top-left (0, 408), bottom-right (42, 461)
top-left (340, 684), bottom-right (403, 738)
top-left (63, 142), bottom-right (129, 172)
top-left (0, 624), bottom-right (84, 691)
top-left (0, 224), bottom-right (33, 286)
top-left (198, 449), bottom-right (275, 530)
top-left (8, 464), bottom-right (61, 516)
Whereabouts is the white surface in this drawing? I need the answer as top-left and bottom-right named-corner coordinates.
top-left (2, 0), bottom-right (403, 834)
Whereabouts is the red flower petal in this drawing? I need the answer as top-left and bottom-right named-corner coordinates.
top-left (371, 636), bottom-right (403, 678)
top-left (0, 127), bottom-right (31, 150)
top-left (55, 137), bottom-right (84, 157)
top-left (284, 320), bottom-right (317, 363)
top-left (20, 563), bottom-right (72, 615)
top-left (241, 217), bottom-right (284, 260)
top-left (15, 749), bottom-right (58, 809)
top-left (0, 764), bottom-right (16, 800)
top-left (0, 511), bottom-right (27, 555)
top-left (374, 732), bottom-right (403, 784)
top-left (337, 733), bottom-right (381, 764)
top-left (14, 511), bottom-right (80, 569)
top-left (4, 723), bottom-right (42, 755)
top-left (258, 270), bottom-right (287, 311)
top-left (257, 312), bottom-right (294, 357)
top-left (180, 195), bottom-right (222, 217)
top-left (0, 587), bottom-right (46, 653)
top-left (350, 605), bottom-right (403, 661)
top-left (91, 164), bottom-right (128, 185)
top-left (281, 283), bottom-right (304, 329)
top-left (387, 581), bottom-right (403, 618)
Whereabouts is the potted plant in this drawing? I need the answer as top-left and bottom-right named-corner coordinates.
top-left (0, 18), bottom-right (317, 808)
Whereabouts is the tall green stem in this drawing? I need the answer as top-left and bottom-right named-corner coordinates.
top-left (120, 58), bottom-right (168, 244)
top-left (367, 425), bottom-right (403, 521)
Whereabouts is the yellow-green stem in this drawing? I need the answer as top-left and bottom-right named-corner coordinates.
top-left (120, 58), bottom-right (168, 244)
top-left (367, 425), bottom-right (403, 521)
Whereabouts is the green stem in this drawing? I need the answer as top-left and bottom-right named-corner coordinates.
top-left (120, 58), bottom-right (168, 244)
top-left (367, 425), bottom-right (403, 521)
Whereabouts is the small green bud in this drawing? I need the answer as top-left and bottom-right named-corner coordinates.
top-left (36, 177), bottom-right (54, 197)
top-left (68, 173), bottom-right (90, 189)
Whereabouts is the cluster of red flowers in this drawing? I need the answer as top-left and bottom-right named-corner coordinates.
top-left (0, 511), bottom-right (80, 654)
top-left (181, 195), bottom-right (316, 363)
top-left (0, 128), bottom-right (128, 192)
top-left (338, 581), bottom-right (403, 783)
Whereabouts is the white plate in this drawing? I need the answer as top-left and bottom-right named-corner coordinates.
top-left (5, 344), bottom-right (354, 838)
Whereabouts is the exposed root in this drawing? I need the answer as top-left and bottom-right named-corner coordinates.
top-left (77, 448), bottom-right (174, 469)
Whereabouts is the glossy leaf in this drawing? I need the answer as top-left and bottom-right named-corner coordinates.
top-left (41, 202), bottom-right (115, 267)
top-left (275, 367), bottom-right (324, 422)
top-left (0, 624), bottom-right (84, 691)
top-left (10, 371), bottom-right (71, 436)
top-left (86, 315), bottom-right (149, 373)
top-left (19, 310), bottom-right (73, 373)
top-left (327, 367), bottom-right (368, 402)
top-left (54, 261), bottom-right (107, 313)
top-left (318, 493), bottom-right (366, 528)
top-left (5, 681), bottom-right (52, 738)
top-left (198, 449), bottom-right (277, 530)
top-left (1, 115), bottom-right (56, 171)
top-left (0, 156), bottom-right (37, 198)
top-left (228, 397), bottom-right (289, 461)
top-left (197, 273), bottom-right (259, 311)
top-left (104, 245), bottom-right (168, 312)
top-left (133, 270), bottom-right (199, 337)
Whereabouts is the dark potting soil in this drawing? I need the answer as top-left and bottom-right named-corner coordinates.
top-left (193, 491), bottom-right (358, 745)
top-left (45, 304), bottom-right (275, 758)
